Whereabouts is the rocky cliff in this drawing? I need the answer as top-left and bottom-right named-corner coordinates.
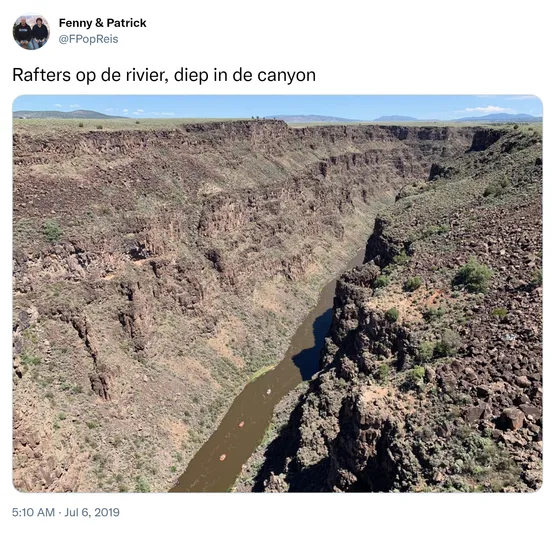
top-left (236, 125), bottom-right (542, 492)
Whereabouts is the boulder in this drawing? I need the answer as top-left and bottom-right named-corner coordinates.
top-left (498, 407), bottom-right (525, 430)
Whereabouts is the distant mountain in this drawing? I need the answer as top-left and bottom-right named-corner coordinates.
top-left (373, 115), bottom-right (420, 122)
top-left (264, 114), bottom-right (359, 123)
top-left (13, 110), bottom-right (125, 119)
top-left (455, 113), bottom-right (542, 123)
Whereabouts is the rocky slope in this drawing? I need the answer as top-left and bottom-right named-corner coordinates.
top-left (236, 124), bottom-right (542, 492)
top-left (13, 120), bottom-right (481, 492)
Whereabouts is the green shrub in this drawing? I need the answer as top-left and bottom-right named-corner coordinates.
top-left (531, 269), bottom-right (542, 287)
top-left (453, 258), bottom-right (493, 293)
top-left (492, 307), bottom-right (508, 318)
top-left (135, 121), bottom-right (140, 124)
top-left (393, 250), bottom-right (411, 265)
top-left (423, 306), bottom-right (445, 322)
top-left (484, 184), bottom-right (502, 197)
top-left (422, 224), bottom-right (450, 238)
top-left (374, 275), bottom-right (389, 288)
top-left (96, 124), bottom-right (103, 130)
top-left (406, 366), bottom-right (426, 389)
top-left (43, 220), bottom-right (62, 243)
top-left (437, 224), bottom-right (450, 234)
top-left (377, 363), bottom-right (389, 383)
top-left (20, 354), bottom-right (41, 366)
top-left (385, 307), bottom-right (399, 322)
top-left (403, 276), bottom-right (422, 292)
top-left (78, 122), bottom-right (84, 128)
top-left (434, 329), bottom-right (461, 358)
top-left (417, 341), bottom-right (435, 363)
top-left (135, 476), bottom-right (150, 492)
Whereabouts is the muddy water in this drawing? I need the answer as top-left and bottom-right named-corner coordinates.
top-left (170, 247), bottom-right (366, 492)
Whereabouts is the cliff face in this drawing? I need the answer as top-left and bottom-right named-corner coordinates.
top-left (10, 120), bottom-right (492, 492)
top-left (237, 126), bottom-right (542, 493)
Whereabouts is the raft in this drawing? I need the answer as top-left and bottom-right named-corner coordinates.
top-left (238, 421), bottom-right (245, 428)
top-left (219, 454), bottom-right (227, 462)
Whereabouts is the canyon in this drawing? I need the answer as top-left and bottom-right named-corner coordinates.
top-left (12, 119), bottom-right (540, 492)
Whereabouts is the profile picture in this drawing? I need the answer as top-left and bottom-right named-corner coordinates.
top-left (13, 15), bottom-right (49, 50)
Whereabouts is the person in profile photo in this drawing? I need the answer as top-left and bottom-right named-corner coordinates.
top-left (31, 17), bottom-right (48, 48)
top-left (13, 17), bottom-right (34, 49)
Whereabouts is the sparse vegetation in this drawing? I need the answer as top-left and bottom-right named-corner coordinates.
top-left (393, 250), bottom-right (411, 265)
top-left (453, 258), bottom-right (493, 293)
top-left (42, 220), bottom-right (62, 243)
top-left (417, 341), bottom-right (435, 363)
top-left (406, 366), bottom-right (426, 389)
top-left (403, 276), bottom-right (422, 292)
top-left (135, 476), bottom-right (150, 492)
top-left (374, 275), bottom-right (389, 288)
top-left (377, 363), bottom-right (389, 383)
top-left (484, 178), bottom-right (509, 197)
top-left (385, 307), bottom-right (399, 322)
top-left (423, 306), bottom-right (445, 322)
top-left (20, 354), bottom-right (41, 366)
top-left (531, 269), bottom-right (542, 287)
top-left (434, 329), bottom-right (461, 358)
top-left (492, 307), bottom-right (508, 318)
top-left (422, 224), bottom-right (450, 238)
top-left (484, 184), bottom-right (499, 197)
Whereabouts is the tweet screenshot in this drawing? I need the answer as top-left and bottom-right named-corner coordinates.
top-left (3, 2), bottom-right (551, 532)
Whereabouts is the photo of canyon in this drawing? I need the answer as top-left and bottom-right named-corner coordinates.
top-left (12, 96), bottom-right (542, 493)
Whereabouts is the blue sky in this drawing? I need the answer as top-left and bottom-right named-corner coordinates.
top-left (13, 95), bottom-right (542, 120)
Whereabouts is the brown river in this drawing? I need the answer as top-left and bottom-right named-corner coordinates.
top-left (170, 247), bottom-right (366, 492)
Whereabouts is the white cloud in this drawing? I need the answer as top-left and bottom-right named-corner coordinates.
top-left (122, 109), bottom-right (129, 113)
top-left (69, 104), bottom-right (80, 108)
top-left (105, 108), bottom-right (114, 112)
top-left (455, 105), bottom-right (513, 115)
top-left (136, 109), bottom-right (144, 113)
top-left (161, 112), bottom-right (175, 116)
top-left (54, 104), bottom-right (62, 108)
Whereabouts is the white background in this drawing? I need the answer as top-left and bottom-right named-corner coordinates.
top-left (1, 1), bottom-right (551, 532)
